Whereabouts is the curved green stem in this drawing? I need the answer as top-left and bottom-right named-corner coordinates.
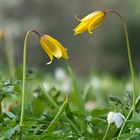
top-left (117, 95), bottom-right (140, 140)
top-left (19, 30), bottom-right (40, 127)
top-left (103, 124), bottom-right (110, 140)
top-left (106, 10), bottom-right (136, 135)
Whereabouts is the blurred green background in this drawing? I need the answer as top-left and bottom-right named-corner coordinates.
top-left (0, 0), bottom-right (140, 75)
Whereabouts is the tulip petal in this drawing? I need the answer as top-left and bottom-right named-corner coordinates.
top-left (46, 60), bottom-right (53, 65)
top-left (74, 21), bottom-right (89, 35)
top-left (74, 11), bottom-right (105, 35)
top-left (88, 26), bottom-right (93, 34)
top-left (45, 35), bottom-right (69, 60)
top-left (45, 52), bottom-right (53, 65)
top-left (74, 14), bottom-right (81, 21)
top-left (88, 13), bottom-right (105, 31)
top-left (40, 40), bottom-right (53, 64)
top-left (82, 11), bottom-right (102, 21)
top-left (40, 35), bottom-right (62, 59)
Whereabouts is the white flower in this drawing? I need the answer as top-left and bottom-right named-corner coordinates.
top-left (7, 86), bottom-right (14, 92)
top-left (42, 81), bottom-right (51, 92)
top-left (33, 92), bottom-right (39, 98)
top-left (135, 128), bottom-right (140, 133)
top-left (125, 83), bottom-right (133, 92)
top-left (54, 67), bottom-right (68, 82)
top-left (54, 67), bottom-right (71, 93)
top-left (61, 79), bottom-right (71, 93)
top-left (107, 112), bottom-right (125, 128)
top-left (90, 76), bottom-right (101, 90)
top-left (85, 101), bottom-right (96, 111)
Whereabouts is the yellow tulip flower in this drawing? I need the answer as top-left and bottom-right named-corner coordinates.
top-left (40, 35), bottom-right (69, 64)
top-left (74, 11), bottom-right (106, 35)
top-left (20, 30), bottom-right (69, 127)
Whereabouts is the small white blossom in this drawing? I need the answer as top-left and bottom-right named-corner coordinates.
top-left (90, 76), bottom-right (101, 90)
top-left (135, 128), bottom-right (140, 133)
top-left (7, 86), bottom-right (14, 92)
top-left (85, 101), bottom-right (96, 111)
top-left (61, 79), bottom-right (71, 93)
top-left (42, 81), bottom-right (51, 92)
top-left (107, 112), bottom-right (125, 128)
top-left (54, 67), bottom-right (71, 93)
top-left (54, 67), bottom-right (67, 82)
top-left (33, 92), bottom-right (39, 98)
top-left (125, 83), bottom-right (133, 92)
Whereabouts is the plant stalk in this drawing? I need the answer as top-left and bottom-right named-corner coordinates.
top-left (116, 95), bottom-right (140, 140)
top-left (106, 10), bottom-right (136, 136)
top-left (20, 30), bottom-right (40, 127)
top-left (103, 124), bottom-right (110, 140)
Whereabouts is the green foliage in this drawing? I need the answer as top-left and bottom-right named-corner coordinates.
top-left (0, 66), bottom-right (140, 139)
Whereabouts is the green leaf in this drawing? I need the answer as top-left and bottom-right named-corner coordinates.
top-left (108, 96), bottom-right (122, 105)
top-left (0, 125), bottom-right (20, 139)
top-left (67, 66), bottom-right (86, 131)
top-left (22, 136), bottom-right (39, 140)
top-left (35, 96), bottom-right (68, 139)
top-left (127, 113), bottom-right (140, 129)
top-left (4, 112), bottom-right (16, 119)
top-left (91, 107), bottom-right (111, 117)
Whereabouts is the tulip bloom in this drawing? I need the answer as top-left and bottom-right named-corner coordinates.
top-left (40, 35), bottom-right (69, 64)
top-left (74, 11), bottom-right (105, 35)
top-left (20, 30), bottom-right (69, 127)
